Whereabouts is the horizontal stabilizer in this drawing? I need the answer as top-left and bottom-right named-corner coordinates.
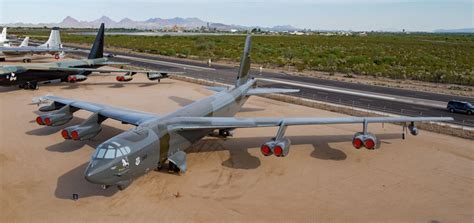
top-left (246, 88), bottom-right (300, 96)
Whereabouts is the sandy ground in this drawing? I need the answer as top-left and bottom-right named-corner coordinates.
top-left (0, 73), bottom-right (473, 222)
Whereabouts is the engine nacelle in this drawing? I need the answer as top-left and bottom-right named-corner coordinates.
top-left (260, 137), bottom-right (291, 157)
top-left (62, 123), bottom-right (102, 140)
top-left (39, 102), bottom-right (61, 112)
top-left (352, 132), bottom-right (377, 150)
top-left (147, 72), bottom-right (166, 81)
top-left (67, 74), bottom-right (87, 83)
top-left (37, 113), bottom-right (73, 126)
top-left (408, 122), bottom-right (419, 136)
top-left (116, 75), bottom-right (133, 82)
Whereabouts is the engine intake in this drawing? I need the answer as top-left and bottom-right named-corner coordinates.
top-left (61, 112), bottom-right (105, 140)
top-left (260, 138), bottom-right (291, 157)
top-left (116, 75), bottom-right (133, 82)
top-left (37, 112), bottom-right (73, 126)
top-left (352, 132), bottom-right (377, 150)
top-left (36, 105), bottom-right (74, 126)
top-left (67, 74), bottom-right (87, 83)
top-left (63, 123), bottom-right (102, 140)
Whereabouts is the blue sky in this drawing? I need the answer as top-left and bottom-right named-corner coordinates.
top-left (0, 0), bottom-right (472, 31)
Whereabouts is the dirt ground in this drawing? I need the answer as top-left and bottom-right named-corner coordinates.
top-left (0, 73), bottom-right (473, 222)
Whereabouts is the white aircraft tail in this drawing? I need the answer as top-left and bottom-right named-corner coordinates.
top-left (40, 27), bottom-right (62, 49)
top-left (0, 27), bottom-right (7, 42)
top-left (20, 37), bottom-right (29, 47)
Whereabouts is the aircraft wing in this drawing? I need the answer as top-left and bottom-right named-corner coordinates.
top-left (43, 67), bottom-right (184, 74)
top-left (39, 95), bottom-right (159, 125)
top-left (246, 88), bottom-right (300, 95)
top-left (168, 116), bottom-right (453, 131)
top-left (0, 47), bottom-right (78, 53)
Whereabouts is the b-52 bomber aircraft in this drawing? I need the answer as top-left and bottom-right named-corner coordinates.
top-left (33, 35), bottom-right (453, 190)
top-left (0, 23), bottom-right (179, 89)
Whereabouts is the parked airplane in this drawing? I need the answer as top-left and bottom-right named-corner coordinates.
top-left (0, 27), bottom-right (77, 62)
top-left (0, 24), bottom-right (179, 89)
top-left (33, 35), bottom-right (453, 190)
top-left (0, 27), bottom-right (12, 47)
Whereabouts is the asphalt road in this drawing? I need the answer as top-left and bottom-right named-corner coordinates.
top-left (30, 42), bottom-right (474, 127)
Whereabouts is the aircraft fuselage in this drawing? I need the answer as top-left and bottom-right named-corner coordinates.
top-left (84, 79), bottom-right (255, 188)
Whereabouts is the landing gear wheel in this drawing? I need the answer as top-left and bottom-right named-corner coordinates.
top-left (168, 162), bottom-right (180, 173)
top-left (155, 162), bottom-right (163, 171)
top-left (219, 129), bottom-right (233, 138)
top-left (117, 180), bottom-right (132, 191)
top-left (27, 82), bottom-right (38, 90)
top-left (468, 110), bottom-right (472, 115)
top-left (18, 83), bottom-right (25, 89)
top-left (0, 57), bottom-right (5, 62)
top-left (157, 79), bottom-right (161, 83)
top-left (22, 58), bottom-right (31, 63)
top-left (449, 108), bottom-right (455, 113)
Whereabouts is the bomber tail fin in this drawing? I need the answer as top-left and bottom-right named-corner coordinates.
top-left (1, 27), bottom-right (7, 42)
top-left (88, 23), bottom-right (105, 59)
top-left (40, 27), bottom-right (62, 49)
top-left (20, 37), bottom-right (29, 47)
top-left (235, 35), bottom-right (252, 87)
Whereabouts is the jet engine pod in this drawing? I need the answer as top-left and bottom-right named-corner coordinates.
top-left (116, 75), bottom-right (133, 82)
top-left (63, 123), bottom-right (102, 140)
top-left (67, 74), bottom-right (87, 83)
top-left (352, 132), bottom-right (377, 150)
top-left (38, 112), bottom-right (73, 126)
top-left (147, 72), bottom-right (163, 81)
top-left (273, 138), bottom-right (291, 157)
top-left (260, 141), bottom-right (275, 156)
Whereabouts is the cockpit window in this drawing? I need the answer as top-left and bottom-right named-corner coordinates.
top-left (96, 148), bottom-right (106, 159)
top-left (93, 143), bottom-right (132, 159)
top-left (104, 149), bottom-right (115, 159)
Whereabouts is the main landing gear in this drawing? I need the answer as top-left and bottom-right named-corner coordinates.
top-left (18, 81), bottom-right (38, 90)
top-left (218, 129), bottom-right (234, 138)
top-left (154, 161), bottom-right (180, 173)
top-left (168, 162), bottom-right (180, 173)
top-left (22, 58), bottom-right (32, 63)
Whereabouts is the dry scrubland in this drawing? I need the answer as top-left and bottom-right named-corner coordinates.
top-left (10, 28), bottom-right (474, 86)
top-left (0, 74), bottom-right (473, 222)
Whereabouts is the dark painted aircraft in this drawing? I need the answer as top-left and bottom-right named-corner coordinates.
top-left (33, 35), bottom-right (453, 190)
top-left (0, 23), bottom-right (179, 89)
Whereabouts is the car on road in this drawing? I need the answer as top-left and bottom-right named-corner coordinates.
top-left (447, 100), bottom-right (474, 115)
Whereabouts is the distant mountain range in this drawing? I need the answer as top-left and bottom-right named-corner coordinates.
top-left (433, 28), bottom-right (474, 33)
top-left (2, 16), bottom-right (300, 32)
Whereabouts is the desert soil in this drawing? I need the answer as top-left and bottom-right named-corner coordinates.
top-left (0, 72), bottom-right (473, 222)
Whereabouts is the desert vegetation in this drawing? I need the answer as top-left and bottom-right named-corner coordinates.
top-left (10, 28), bottom-right (474, 86)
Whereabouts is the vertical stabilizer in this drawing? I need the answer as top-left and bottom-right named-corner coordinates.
top-left (235, 35), bottom-right (252, 87)
top-left (40, 27), bottom-right (62, 49)
top-left (20, 37), bottom-right (29, 47)
top-left (88, 23), bottom-right (105, 59)
top-left (0, 27), bottom-right (7, 42)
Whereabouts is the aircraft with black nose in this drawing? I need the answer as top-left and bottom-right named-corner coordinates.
top-left (0, 23), bottom-right (179, 90)
top-left (33, 35), bottom-right (453, 190)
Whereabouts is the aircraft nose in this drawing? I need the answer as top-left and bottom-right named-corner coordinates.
top-left (84, 161), bottom-right (107, 184)
top-left (84, 166), bottom-right (102, 184)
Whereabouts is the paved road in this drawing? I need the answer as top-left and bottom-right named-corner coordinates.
top-left (60, 44), bottom-right (474, 127)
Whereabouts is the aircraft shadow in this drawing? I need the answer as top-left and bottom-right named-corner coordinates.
top-left (186, 133), bottom-right (402, 170)
top-left (0, 86), bottom-right (20, 93)
top-left (54, 162), bottom-right (118, 200)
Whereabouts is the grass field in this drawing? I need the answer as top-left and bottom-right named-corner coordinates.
top-left (10, 28), bottom-right (474, 86)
